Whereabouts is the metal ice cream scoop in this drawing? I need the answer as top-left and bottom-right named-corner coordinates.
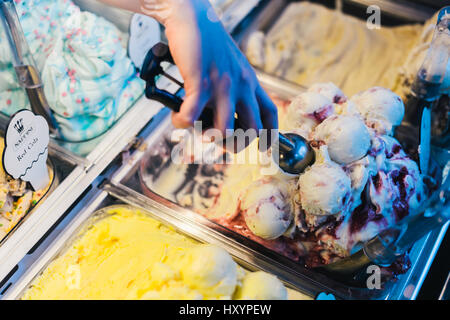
top-left (140, 42), bottom-right (315, 174)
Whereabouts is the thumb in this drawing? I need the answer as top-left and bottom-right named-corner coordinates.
top-left (171, 92), bottom-right (206, 129)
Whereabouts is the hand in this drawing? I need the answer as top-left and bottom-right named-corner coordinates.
top-left (140, 0), bottom-right (278, 136)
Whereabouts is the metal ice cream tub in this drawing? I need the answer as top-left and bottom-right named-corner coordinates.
top-left (232, 0), bottom-right (439, 97)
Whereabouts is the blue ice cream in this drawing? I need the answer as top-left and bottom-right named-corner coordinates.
top-left (0, 0), bottom-right (144, 143)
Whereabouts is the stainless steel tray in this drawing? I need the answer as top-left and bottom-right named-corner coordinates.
top-left (0, 113), bottom-right (79, 282)
top-left (0, 157), bottom-right (58, 246)
top-left (232, 0), bottom-right (438, 92)
top-left (0, 0), bottom-right (260, 286)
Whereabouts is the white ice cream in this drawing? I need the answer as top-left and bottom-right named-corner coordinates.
top-left (244, 2), bottom-right (424, 97)
top-left (312, 115), bottom-right (371, 165)
top-left (0, 0), bottom-right (144, 145)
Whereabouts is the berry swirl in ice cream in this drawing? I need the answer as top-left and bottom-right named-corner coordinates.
top-left (22, 207), bottom-right (290, 300)
top-left (312, 115), bottom-right (371, 165)
top-left (298, 148), bottom-right (352, 217)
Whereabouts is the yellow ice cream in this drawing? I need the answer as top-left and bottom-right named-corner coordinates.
top-left (0, 138), bottom-right (53, 241)
top-left (22, 206), bottom-right (289, 300)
